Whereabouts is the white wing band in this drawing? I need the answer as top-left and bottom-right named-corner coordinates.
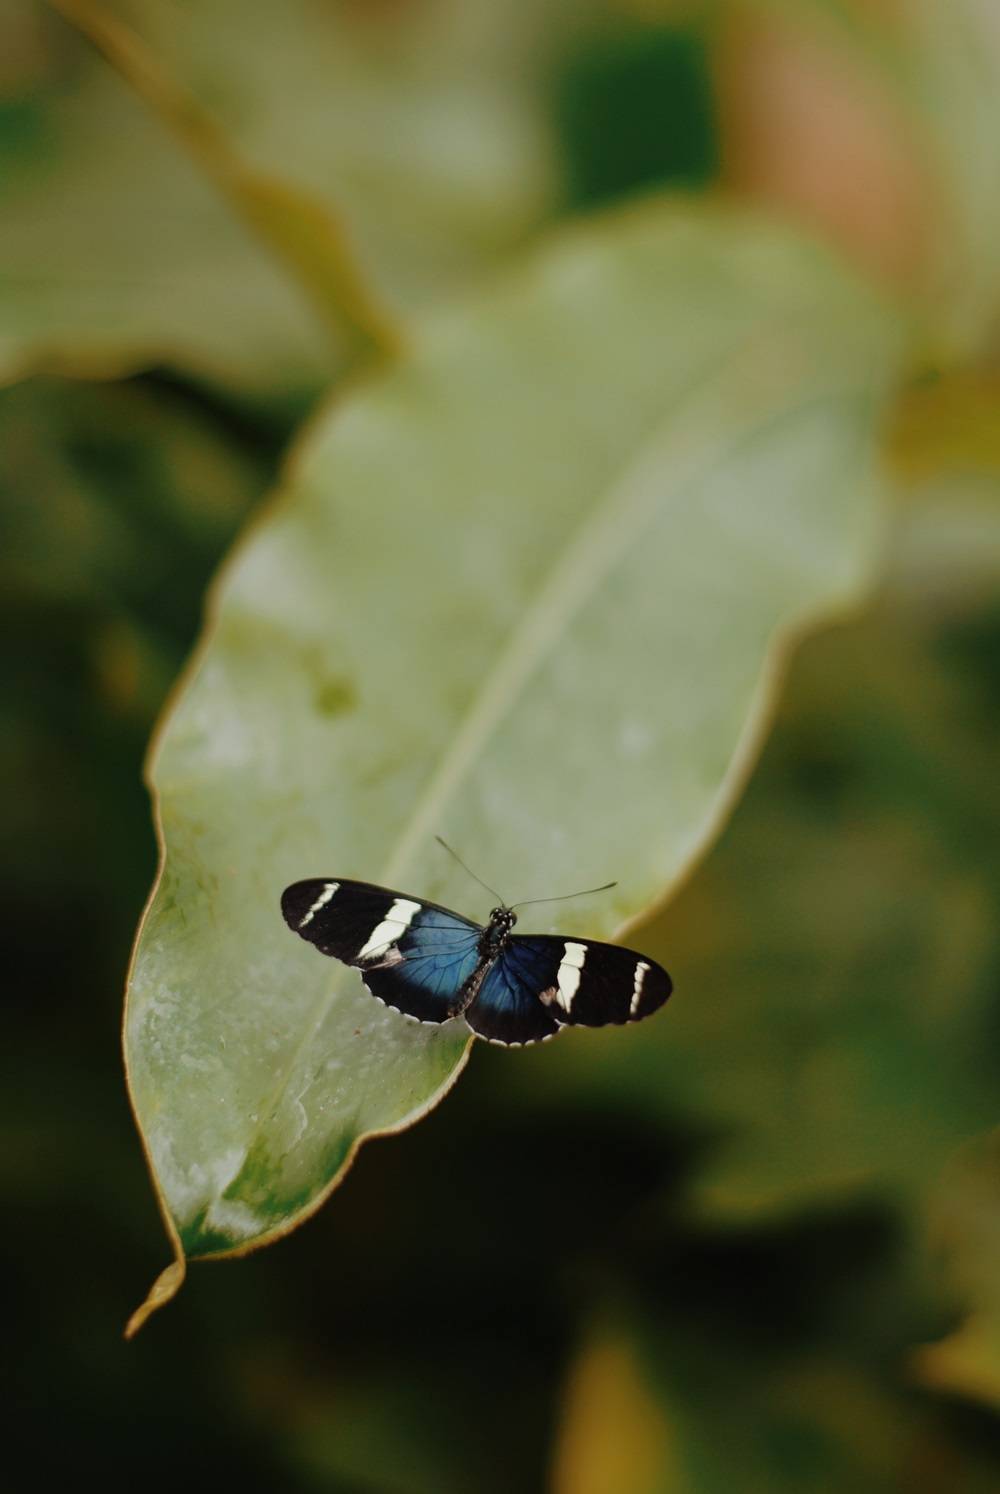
top-left (358, 898), bottom-right (422, 960)
top-left (555, 941), bottom-right (588, 1013)
top-left (298, 882), bottom-right (340, 928)
top-left (630, 961), bottom-right (650, 1017)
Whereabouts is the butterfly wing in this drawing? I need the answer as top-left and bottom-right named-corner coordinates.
top-left (466, 934), bottom-right (672, 1045)
top-left (281, 878), bottom-right (483, 1025)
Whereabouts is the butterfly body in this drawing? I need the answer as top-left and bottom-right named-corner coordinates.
top-left (281, 878), bottom-right (671, 1047)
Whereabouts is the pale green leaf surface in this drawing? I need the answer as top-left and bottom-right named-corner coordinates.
top-left (126, 202), bottom-right (902, 1260)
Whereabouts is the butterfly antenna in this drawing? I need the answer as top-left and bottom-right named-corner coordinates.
top-left (511, 881), bottom-right (617, 911)
top-left (434, 836), bottom-right (507, 905)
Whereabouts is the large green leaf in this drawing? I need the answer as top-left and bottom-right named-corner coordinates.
top-left (125, 201), bottom-right (902, 1319)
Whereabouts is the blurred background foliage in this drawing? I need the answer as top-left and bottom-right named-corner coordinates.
top-left (5, 0), bottom-right (1000, 1490)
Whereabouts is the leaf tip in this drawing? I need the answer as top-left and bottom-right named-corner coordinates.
top-left (125, 1258), bottom-right (187, 1339)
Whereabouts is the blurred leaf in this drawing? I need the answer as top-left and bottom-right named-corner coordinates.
top-left (48, 0), bottom-right (401, 367)
top-left (552, 1328), bottom-right (684, 1494)
top-left (915, 1132), bottom-right (1000, 1412)
top-left (0, 2), bottom-right (340, 393)
top-left (0, 0), bottom-right (581, 390)
top-left (885, 471), bottom-right (1000, 618)
top-left (889, 0), bottom-right (1000, 346)
top-left (123, 200), bottom-right (902, 1311)
top-left (739, 0), bottom-right (1000, 346)
top-left (554, 1314), bottom-right (913, 1494)
top-left (102, 0), bottom-right (566, 306)
top-left (649, 1344), bottom-right (907, 1493)
top-left (888, 372), bottom-right (1000, 482)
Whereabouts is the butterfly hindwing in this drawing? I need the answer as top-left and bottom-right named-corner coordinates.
top-left (281, 879), bottom-right (482, 1026)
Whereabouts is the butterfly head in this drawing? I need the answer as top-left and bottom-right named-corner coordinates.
top-left (489, 906), bottom-right (517, 934)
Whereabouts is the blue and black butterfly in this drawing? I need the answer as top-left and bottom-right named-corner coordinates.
top-left (280, 869), bottom-right (672, 1047)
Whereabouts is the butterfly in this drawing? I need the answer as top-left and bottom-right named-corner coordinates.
top-left (280, 873), bottom-right (672, 1047)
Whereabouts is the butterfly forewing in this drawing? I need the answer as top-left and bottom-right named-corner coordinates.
top-left (360, 905), bottom-right (483, 1025)
top-left (281, 879), bottom-right (482, 1026)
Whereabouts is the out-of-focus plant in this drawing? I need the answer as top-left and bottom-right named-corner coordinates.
top-left (6, 0), bottom-right (1000, 1488)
